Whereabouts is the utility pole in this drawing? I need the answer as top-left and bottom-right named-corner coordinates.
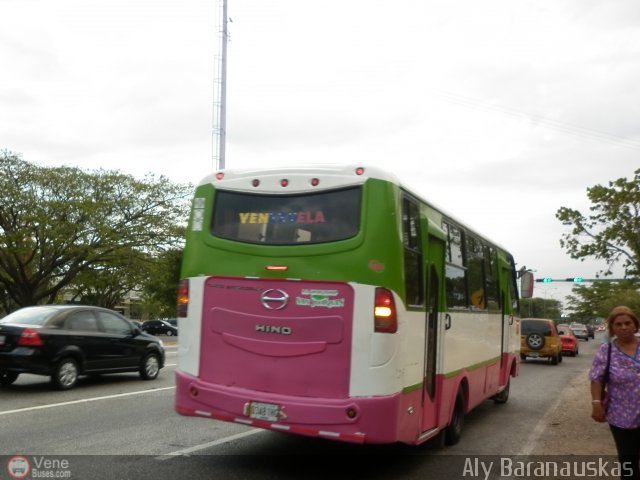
top-left (213, 0), bottom-right (228, 171)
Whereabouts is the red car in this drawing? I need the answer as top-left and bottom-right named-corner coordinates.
top-left (556, 324), bottom-right (579, 357)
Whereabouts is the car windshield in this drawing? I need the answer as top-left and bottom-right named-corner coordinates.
top-left (0, 307), bottom-right (60, 326)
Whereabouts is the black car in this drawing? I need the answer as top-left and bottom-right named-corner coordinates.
top-left (141, 320), bottom-right (178, 336)
top-left (166, 319), bottom-right (178, 328)
top-left (0, 305), bottom-right (165, 390)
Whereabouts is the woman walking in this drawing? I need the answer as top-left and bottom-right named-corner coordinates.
top-left (589, 306), bottom-right (640, 480)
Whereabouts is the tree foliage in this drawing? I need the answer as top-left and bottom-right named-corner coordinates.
top-left (138, 248), bottom-right (183, 319)
top-left (519, 297), bottom-right (562, 321)
top-left (0, 150), bottom-right (192, 311)
top-left (556, 168), bottom-right (640, 278)
top-left (564, 280), bottom-right (640, 322)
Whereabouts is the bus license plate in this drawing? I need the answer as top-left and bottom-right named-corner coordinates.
top-left (248, 402), bottom-right (280, 422)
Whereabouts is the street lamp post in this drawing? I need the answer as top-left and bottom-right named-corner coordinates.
top-left (539, 287), bottom-right (558, 318)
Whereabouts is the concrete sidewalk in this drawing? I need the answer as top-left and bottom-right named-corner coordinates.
top-left (527, 367), bottom-right (616, 456)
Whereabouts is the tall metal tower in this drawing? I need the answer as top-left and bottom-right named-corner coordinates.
top-left (212, 0), bottom-right (228, 171)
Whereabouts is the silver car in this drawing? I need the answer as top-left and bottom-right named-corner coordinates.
top-left (570, 324), bottom-right (589, 341)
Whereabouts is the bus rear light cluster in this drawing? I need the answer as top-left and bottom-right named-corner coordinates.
top-left (374, 287), bottom-right (397, 333)
top-left (310, 178), bottom-right (320, 186)
top-left (280, 179), bottom-right (289, 187)
top-left (355, 167), bottom-right (365, 176)
top-left (177, 279), bottom-right (189, 318)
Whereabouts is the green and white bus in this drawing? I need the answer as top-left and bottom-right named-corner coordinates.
top-left (175, 164), bottom-right (532, 445)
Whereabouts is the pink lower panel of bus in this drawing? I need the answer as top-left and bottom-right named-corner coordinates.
top-left (198, 277), bottom-right (354, 398)
top-left (175, 370), bottom-right (417, 444)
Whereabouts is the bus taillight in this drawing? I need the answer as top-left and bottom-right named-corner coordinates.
top-left (177, 279), bottom-right (189, 318)
top-left (374, 288), bottom-right (397, 333)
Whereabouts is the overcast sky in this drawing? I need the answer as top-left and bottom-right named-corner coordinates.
top-left (1, 0), bottom-right (638, 305)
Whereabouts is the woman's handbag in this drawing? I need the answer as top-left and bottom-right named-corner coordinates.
top-left (601, 341), bottom-right (612, 412)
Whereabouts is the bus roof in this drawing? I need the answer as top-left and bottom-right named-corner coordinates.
top-left (197, 164), bottom-right (401, 190)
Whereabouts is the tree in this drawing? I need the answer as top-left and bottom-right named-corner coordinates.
top-left (137, 248), bottom-right (183, 319)
top-left (564, 280), bottom-right (640, 322)
top-left (556, 168), bottom-right (640, 278)
top-left (63, 249), bottom-right (153, 309)
top-left (0, 150), bottom-right (192, 311)
top-left (520, 297), bottom-right (562, 321)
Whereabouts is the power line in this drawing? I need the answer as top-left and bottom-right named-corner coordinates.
top-left (433, 89), bottom-right (640, 151)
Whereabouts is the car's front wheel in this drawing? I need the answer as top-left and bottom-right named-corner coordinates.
top-left (140, 353), bottom-right (160, 380)
top-left (165, 330), bottom-right (174, 336)
top-left (0, 372), bottom-right (19, 386)
top-left (51, 358), bottom-right (79, 390)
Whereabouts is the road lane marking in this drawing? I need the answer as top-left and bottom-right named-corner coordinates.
top-left (0, 386), bottom-right (175, 416)
top-left (155, 429), bottom-right (265, 460)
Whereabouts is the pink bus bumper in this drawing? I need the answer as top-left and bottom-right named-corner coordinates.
top-left (175, 370), bottom-right (408, 445)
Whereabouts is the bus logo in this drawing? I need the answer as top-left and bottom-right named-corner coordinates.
top-left (255, 325), bottom-right (292, 335)
top-left (260, 289), bottom-right (289, 310)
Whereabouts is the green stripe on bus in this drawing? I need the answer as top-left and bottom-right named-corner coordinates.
top-left (402, 355), bottom-right (502, 391)
top-left (402, 382), bottom-right (423, 394)
top-left (442, 356), bottom-right (501, 379)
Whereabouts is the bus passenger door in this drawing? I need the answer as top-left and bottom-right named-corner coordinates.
top-left (421, 235), bottom-right (445, 433)
top-left (499, 266), bottom-right (518, 386)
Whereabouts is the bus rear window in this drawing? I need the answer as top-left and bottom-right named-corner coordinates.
top-left (211, 187), bottom-right (361, 245)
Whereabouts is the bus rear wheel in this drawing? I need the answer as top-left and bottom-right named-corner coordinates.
top-left (444, 390), bottom-right (465, 446)
top-left (492, 379), bottom-right (510, 404)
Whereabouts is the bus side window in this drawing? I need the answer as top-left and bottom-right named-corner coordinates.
top-left (484, 245), bottom-right (500, 311)
top-left (402, 196), bottom-right (424, 307)
top-left (443, 221), bottom-right (467, 309)
top-left (466, 235), bottom-right (486, 310)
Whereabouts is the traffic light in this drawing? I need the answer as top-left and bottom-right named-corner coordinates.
top-left (535, 277), bottom-right (553, 283)
top-left (565, 277), bottom-right (584, 283)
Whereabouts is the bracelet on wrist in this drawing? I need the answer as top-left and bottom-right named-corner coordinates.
top-left (591, 400), bottom-right (601, 404)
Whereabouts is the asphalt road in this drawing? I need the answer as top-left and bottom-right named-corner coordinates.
top-left (0, 334), bottom-right (610, 480)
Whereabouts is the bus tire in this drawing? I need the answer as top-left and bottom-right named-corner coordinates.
top-left (493, 379), bottom-right (510, 404)
top-left (444, 390), bottom-right (465, 446)
top-left (0, 372), bottom-right (19, 386)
